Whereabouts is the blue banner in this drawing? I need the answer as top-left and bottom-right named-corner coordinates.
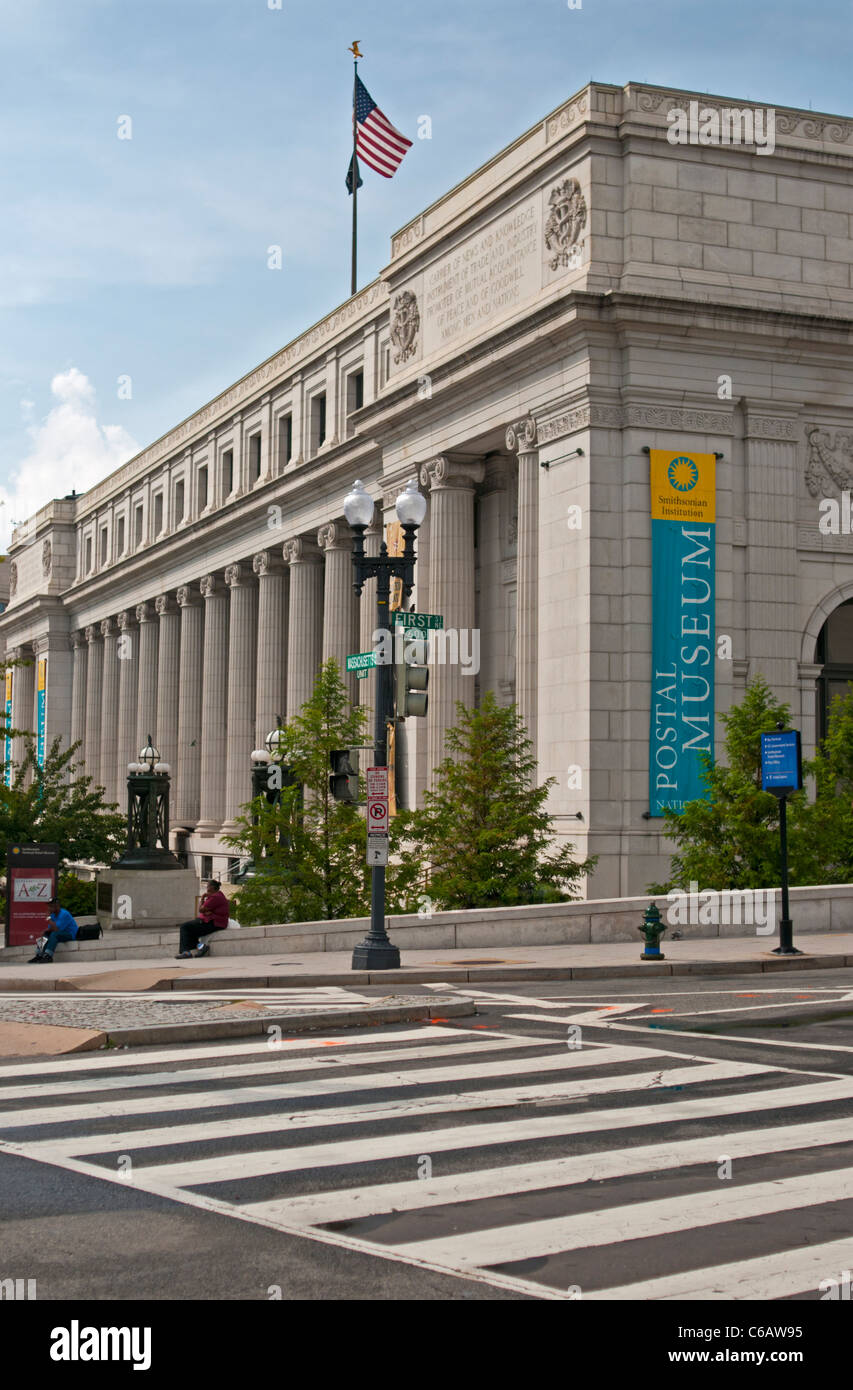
top-left (3, 670), bottom-right (11, 786)
top-left (649, 452), bottom-right (716, 816)
top-left (36, 658), bottom-right (46, 767)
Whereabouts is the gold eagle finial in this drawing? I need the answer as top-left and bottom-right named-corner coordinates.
top-left (348, 41), bottom-right (363, 59)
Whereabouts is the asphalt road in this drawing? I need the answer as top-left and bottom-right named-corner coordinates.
top-left (0, 967), bottom-right (851, 1307)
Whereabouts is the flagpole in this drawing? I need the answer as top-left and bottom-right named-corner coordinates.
top-left (351, 55), bottom-right (358, 297)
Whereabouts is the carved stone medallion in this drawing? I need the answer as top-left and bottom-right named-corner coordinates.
top-left (544, 178), bottom-right (587, 269)
top-left (390, 290), bottom-right (420, 364)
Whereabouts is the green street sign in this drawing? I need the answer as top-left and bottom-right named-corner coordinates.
top-left (356, 669), bottom-right (368, 680)
top-left (391, 611), bottom-right (444, 631)
top-left (346, 651), bottom-right (377, 672)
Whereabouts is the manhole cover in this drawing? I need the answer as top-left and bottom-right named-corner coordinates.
top-left (427, 958), bottom-right (529, 966)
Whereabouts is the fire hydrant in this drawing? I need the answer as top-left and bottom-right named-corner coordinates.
top-left (639, 901), bottom-right (666, 960)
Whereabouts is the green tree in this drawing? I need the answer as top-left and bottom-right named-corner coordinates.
top-left (801, 682), bottom-right (853, 883)
top-left (227, 660), bottom-right (421, 925)
top-left (649, 675), bottom-right (828, 893)
top-left (400, 691), bottom-right (596, 910)
top-left (0, 737), bottom-right (125, 869)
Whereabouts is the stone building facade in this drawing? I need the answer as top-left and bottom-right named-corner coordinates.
top-left (3, 81), bottom-right (853, 897)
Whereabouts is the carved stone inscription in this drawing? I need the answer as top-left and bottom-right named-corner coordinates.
top-left (422, 198), bottom-right (541, 355)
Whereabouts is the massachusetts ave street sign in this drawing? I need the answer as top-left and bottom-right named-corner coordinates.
top-left (346, 651), bottom-right (377, 672)
top-left (391, 611), bottom-right (444, 631)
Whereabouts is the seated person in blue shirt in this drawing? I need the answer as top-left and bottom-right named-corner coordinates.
top-left (30, 899), bottom-right (79, 963)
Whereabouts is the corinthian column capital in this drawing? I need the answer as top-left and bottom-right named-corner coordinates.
top-left (253, 549), bottom-right (283, 578)
top-left (100, 616), bottom-right (116, 639)
top-left (317, 520), bottom-right (351, 552)
top-left (418, 455), bottom-right (485, 493)
top-left (505, 416), bottom-right (538, 454)
top-left (135, 601), bottom-right (155, 625)
top-left (282, 536), bottom-right (321, 566)
top-left (155, 594), bottom-right (176, 617)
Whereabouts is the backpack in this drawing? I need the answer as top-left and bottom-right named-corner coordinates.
top-left (76, 924), bottom-right (103, 941)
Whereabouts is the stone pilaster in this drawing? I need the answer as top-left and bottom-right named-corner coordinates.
top-left (116, 610), bottom-right (138, 776)
top-left (318, 521), bottom-right (357, 698)
top-left (197, 574), bottom-right (229, 833)
top-left (99, 618), bottom-right (120, 806)
top-left (506, 415), bottom-right (539, 763)
top-left (223, 562), bottom-right (258, 830)
top-left (253, 550), bottom-right (287, 744)
top-left (135, 602), bottom-right (159, 752)
top-left (84, 625), bottom-right (103, 785)
top-left (283, 537), bottom-right (324, 718)
top-left (11, 647), bottom-right (36, 775)
top-left (155, 595), bottom-right (181, 771)
top-left (176, 585), bottom-right (204, 825)
top-left (743, 406), bottom-right (801, 706)
top-left (70, 632), bottom-right (87, 758)
top-left (418, 455), bottom-right (484, 783)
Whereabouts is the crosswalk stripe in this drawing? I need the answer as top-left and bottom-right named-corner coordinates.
top-left (585, 1236), bottom-right (853, 1300)
top-left (0, 1043), bottom-right (661, 1130)
top-left (0, 1025), bottom-right (470, 1078)
top-left (0, 1036), bottom-right (556, 1104)
top-left (239, 1114), bottom-right (853, 1228)
top-left (28, 1060), bottom-right (775, 1157)
top-left (391, 1165), bottom-right (853, 1267)
top-left (129, 1075), bottom-right (853, 1189)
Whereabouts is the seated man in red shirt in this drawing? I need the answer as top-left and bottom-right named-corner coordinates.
top-left (176, 880), bottom-right (230, 958)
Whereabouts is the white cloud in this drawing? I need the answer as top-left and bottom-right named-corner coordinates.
top-left (1, 369), bottom-right (138, 545)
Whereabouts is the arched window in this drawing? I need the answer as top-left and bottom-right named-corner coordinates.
top-left (815, 598), bottom-right (853, 741)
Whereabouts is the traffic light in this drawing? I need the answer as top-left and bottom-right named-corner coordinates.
top-left (396, 634), bottom-right (429, 717)
top-left (329, 749), bottom-right (358, 802)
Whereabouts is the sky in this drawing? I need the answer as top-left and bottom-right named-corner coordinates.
top-left (1, 0), bottom-right (851, 545)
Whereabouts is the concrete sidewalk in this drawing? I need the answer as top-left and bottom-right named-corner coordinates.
top-left (2, 932), bottom-right (851, 992)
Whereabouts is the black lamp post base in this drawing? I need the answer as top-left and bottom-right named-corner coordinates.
top-left (772, 918), bottom-right (802, 954)
top-left (351, 940), bottom-right (401, 970)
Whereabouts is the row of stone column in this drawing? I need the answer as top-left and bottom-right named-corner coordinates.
top-left (67, 526), bottom-right (364, 833)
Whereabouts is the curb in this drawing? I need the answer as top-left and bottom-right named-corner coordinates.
top-left (96, 998), bottom-right (476, 1048)
top-left (1, 954), bottom-right (851, 992)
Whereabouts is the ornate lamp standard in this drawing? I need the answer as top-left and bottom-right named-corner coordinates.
top-left (112, 735), bottom-right (183, 870)
top-left (342, 477), bottom-right (427, 970)
top-left (249, 716), bottom-right (297, 852)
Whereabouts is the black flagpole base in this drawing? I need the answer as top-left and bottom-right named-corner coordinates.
top-left (772, 918), bottom-right (802, 955)
top-left (351, 940), bottom-right (401, 970)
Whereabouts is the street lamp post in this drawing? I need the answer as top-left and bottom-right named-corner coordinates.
top-left (343, 478), bottom-right (427, 970)
top-left (113, 735), bottom-right (184, 870)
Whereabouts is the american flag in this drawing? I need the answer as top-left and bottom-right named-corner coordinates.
top-left (351, 75), bottom-right (411, 181)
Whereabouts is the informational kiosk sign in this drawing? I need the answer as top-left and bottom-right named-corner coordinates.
top-left (4, 843), bottom-right (60, 947)
top-left (760, 730), bottom-right (803, 796)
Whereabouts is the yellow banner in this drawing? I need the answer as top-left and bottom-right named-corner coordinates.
top-left (5, 671), bottom-right (11, 701)
top-left (650, 450), bottom-right (716, 524)
top-left (37, 658), bottom-right (47, 693)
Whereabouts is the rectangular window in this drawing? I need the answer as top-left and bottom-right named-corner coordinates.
top-left (134, 504), bottom-right (143, 546)
top-left (223, 449), bottom-right (234, 496)
top-left (198, 465), bottom-right (208, 512)
top-left (250, 433), bottom-right (262, 481)
top-left (116, 516), bottom-right (125, 555)
top-left (279, 414), bottom-right (292, 468)
top-left (311, 393), bottom-right (326, 453)
top-left (100, 528), bottom-right (108, 565)
top-left (174, 479), bottom-right (185, 524)
top-left (85, 536), bottom-right (93, 573)
top-left (153, 492), bottom-right (164, 536)
top-left (381, 344), bottom-right (390, 387)
top-left (347, 370), bottom-right (364, 414)
top-left (201, 855), bottom-right (213, 881)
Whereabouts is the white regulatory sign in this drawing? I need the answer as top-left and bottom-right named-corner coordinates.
top-left (367, 834), bottom-right (389, 866)
top-left (366, 766), bottom-right (389, 834)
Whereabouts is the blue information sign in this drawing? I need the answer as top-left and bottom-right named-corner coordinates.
top-left (760, 730), bottom-right (802, 795)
